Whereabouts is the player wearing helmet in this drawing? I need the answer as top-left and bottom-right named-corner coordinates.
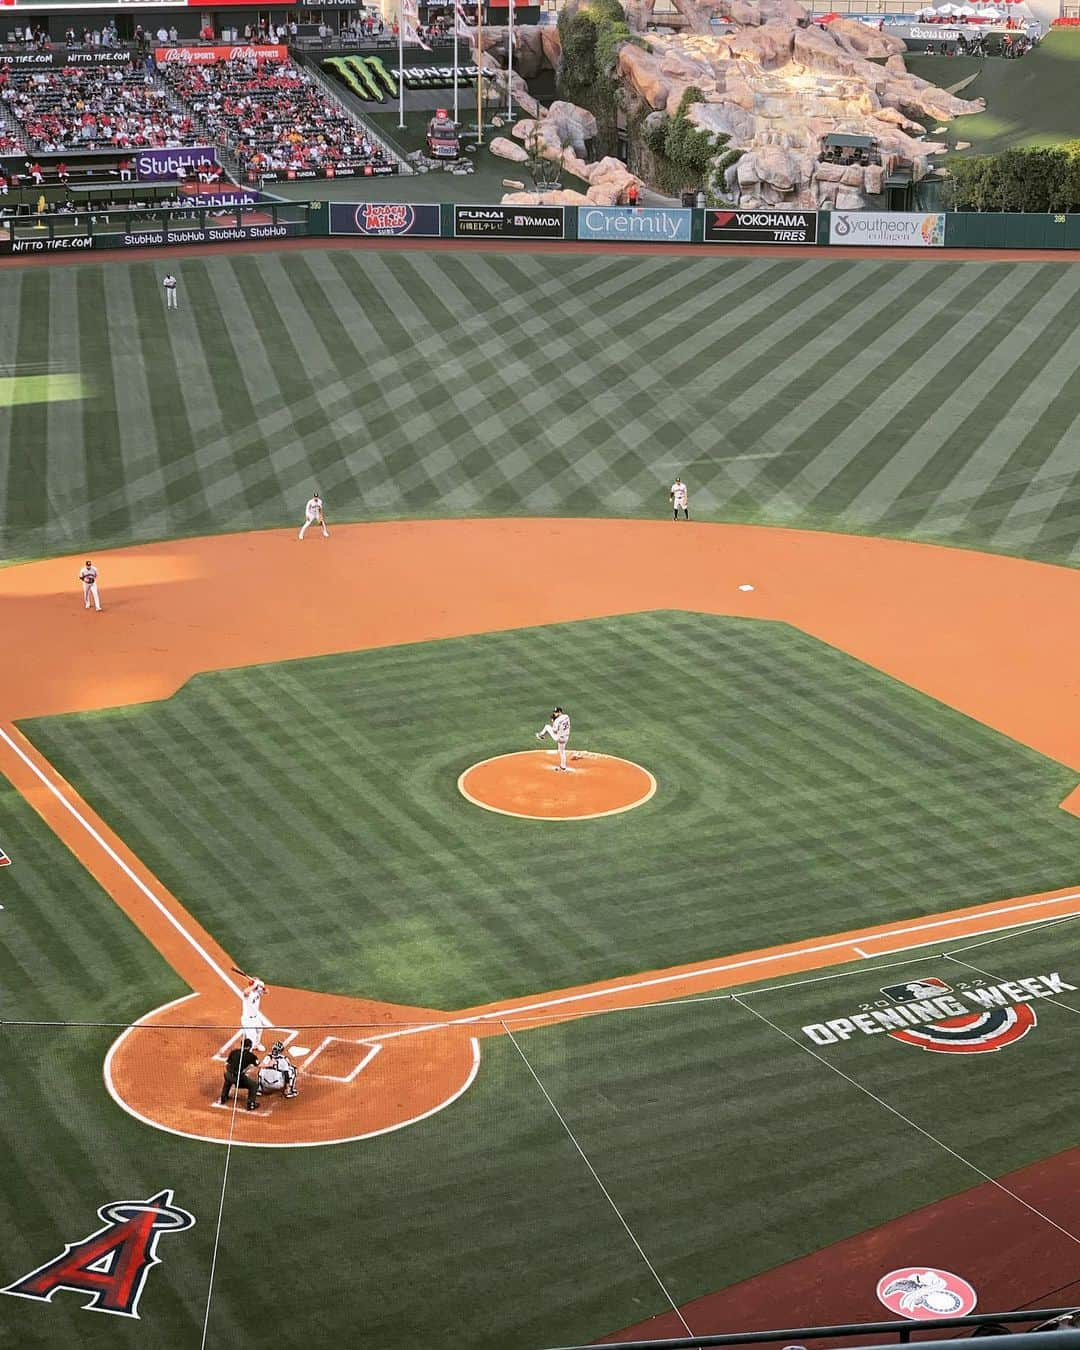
top-left (536, 707), bottom-right (571, 771)
top-left (257, 1040), bottom-right (299, 1099)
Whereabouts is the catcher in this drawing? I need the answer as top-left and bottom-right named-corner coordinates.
top-left (299, 491), bottom-right (329, 540)
top-left (257, 1041), bottom-right (299, 1100)
top-left (536, 707), bottom-right (571, 771)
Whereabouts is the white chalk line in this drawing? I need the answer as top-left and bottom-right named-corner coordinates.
top-left (731, 994), bottom-right (1080, 1250)
top-left (366, 888), bottom-right (1080, 1044)
top-left (0, 724), bottom-right (242, 1000)
top-left (504, 1024), bottom-right (694, 1339)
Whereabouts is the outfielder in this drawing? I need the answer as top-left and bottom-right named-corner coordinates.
top-left (670, 476), bottom-right (689, 521)
top-left (79, 560), bottom-right (102, 611)
top-left (536, 707), bottom-right (571, 771)
top-left (239, 976), bottom-right (268, 1051)
top-left (163, 273), bottom-right (178, 311)
top-left (298, 492), bottom-right (329, 540)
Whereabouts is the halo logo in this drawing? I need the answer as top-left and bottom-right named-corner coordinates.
top-left (877, 1267), bottom-right (977, 1319)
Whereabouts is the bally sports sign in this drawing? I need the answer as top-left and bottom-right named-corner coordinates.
top-left (802, 972), bottom-right (1075, 1054)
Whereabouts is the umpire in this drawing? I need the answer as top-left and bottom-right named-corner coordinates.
top-left (221, 1038), bottom-right (261, 1110)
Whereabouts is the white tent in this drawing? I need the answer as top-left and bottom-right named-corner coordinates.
top-left (976, 6), bottom-right (1001, 16)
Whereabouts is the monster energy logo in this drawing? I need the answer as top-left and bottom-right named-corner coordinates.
top-left (323, 55), bottom-right (489, 101)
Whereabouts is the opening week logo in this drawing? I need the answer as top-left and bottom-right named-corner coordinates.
top-left (801, 972), bottom-right (1074, 1054)
top-left (2, 1190), bottom-right (194, 1319)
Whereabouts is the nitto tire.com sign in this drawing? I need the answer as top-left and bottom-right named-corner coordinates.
top-left (703, 210), bottom-right (818, 244)
top-left (829, 212), bottom-right (945, 248)
top-left (453, 205), bottom-right (564, 239)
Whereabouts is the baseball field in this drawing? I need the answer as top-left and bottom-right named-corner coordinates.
top-left (1, 241), bottom-right (1079, 1350)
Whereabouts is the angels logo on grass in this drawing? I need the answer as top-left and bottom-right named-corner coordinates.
top-left (800, 972), bottom-right (1074, 1055)
top-left (877, 1267), bottom-right (977, 1319)
top-left (2, 1189), bottom-right (194, 1318)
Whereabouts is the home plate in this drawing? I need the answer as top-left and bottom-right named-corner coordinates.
top-left (291, 1046), bottom-right (310, 1056)
top-left (738, 584), bottom-right (755, 592)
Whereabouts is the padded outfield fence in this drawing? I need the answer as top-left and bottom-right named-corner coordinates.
top-left (8, 203), bottom-right (1080, 256)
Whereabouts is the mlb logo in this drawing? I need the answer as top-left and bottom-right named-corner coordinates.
top-left (881, 977), bottom-right (951, 1003)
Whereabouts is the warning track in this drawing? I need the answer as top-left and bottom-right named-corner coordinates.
top-left (0, 518), bottom-right (1077, 1146)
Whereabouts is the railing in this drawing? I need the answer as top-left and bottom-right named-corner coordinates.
top-left (544, 1311), bottom-right (1080, 1350)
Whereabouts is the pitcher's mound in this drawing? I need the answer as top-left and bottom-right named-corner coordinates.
top-left (458, 750), bottom-right (656, 821)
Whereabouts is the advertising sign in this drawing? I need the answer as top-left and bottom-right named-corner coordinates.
top-left (577, 205), bottom-right (691, 243)
top-left (0, 49), bottom-right (137, 66)
top-left (154, 45), bottom-right (287, 65)
top-left (908, 25), bottom-right (961, 38)
top-left (454, 205), bottom-right (564, 239)
top-left (703, 209), bottom-right (818, 244)
top-left (0, 221), bottom-right (300, 256)
top-left (828, 211), bottom-right (945, 248)
top-left (329, 201), bottom-right (440, 237)
top-left (255, 163), bottom-right (396, 183)
top-left (136, 146), bottom-right (217, 181)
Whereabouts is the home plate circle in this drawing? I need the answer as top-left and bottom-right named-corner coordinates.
top-left (458, 750), bottom-right (656, 821)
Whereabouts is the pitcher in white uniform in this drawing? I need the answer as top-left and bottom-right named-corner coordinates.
top-left (536, 707), bottom-right (571, 771)
top-left (299, 492), bottom-right (329, 540)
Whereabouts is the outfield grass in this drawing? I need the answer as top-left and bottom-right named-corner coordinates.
top-left (5, 251), bottom-right (1080, 567)
top-left (20, 613), bottom-right (1079, 1008)
top-left (908, 30), bottom-right (1080, 154)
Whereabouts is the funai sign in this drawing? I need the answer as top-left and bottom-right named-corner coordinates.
top-left (576, 206), bottom-right (691, 243)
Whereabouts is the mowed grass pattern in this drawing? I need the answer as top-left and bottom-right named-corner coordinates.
top-left (4, 250), bottom-right (1080, 563)
top-left (20, 612), bottom-right (1080, 1009)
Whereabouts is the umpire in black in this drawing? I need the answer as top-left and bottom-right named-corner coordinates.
top-left (221, 1038), bottom-right (261, 1110)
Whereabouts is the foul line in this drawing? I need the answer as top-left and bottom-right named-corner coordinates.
top-left (730, 994), bottom-right (1080, 1250)
top-left (0, 724), bottom-right (242, 1000)
top-left (368, 889), bottom-right (1080, 1044)
top-left (503, 1023), bottom-right (694, 1339)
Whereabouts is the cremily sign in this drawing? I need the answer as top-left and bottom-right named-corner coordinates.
top-left (577, 206), bottom-right (691, 243)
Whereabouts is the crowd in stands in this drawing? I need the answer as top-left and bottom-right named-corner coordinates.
top-left (0, 64), bottom-right (199, 152)
top-left (160, 55), bottom-right (393, 177)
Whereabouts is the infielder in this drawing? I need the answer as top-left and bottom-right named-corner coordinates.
top-left (670, 476), bottom-right (689, 521)
top-left (536, 706), bottom-right (571, 771)
top-left (79, 560), bottom-right (102, 611)
top-left (298, 492), bottom-right (329, 540)
top-left (163, 273), bottom-right (178, 310)
top-left (239, 976), bottom-right (268, 1051)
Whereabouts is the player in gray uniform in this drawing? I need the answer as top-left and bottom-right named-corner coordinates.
top-left (536, 707), bottom-right (571, 771)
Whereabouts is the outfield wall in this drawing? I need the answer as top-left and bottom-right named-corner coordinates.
top-left (7, 203), bottom-right (1080, 255)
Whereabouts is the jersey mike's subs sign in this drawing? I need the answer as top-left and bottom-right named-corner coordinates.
top-left (703, 209), bottom-right (818, 245)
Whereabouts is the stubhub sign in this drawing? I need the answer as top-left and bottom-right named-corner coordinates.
top-left (136, 146), bottom-right (217, 181)
top-left (576, 206), bottom-right (691, 243)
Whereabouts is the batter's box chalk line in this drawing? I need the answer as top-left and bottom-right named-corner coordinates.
top-left (301, 1035), bottom-right (382, 1083)
top-left (212, 1028), bottom-right (299, 1063)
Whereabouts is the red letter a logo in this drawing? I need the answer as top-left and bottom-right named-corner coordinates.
top-left (2, 1190), bottom-right (195, 1318)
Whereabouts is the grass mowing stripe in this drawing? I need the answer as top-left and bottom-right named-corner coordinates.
top-left (77, 267), bottom-right (132, 547)
top-left (185, 259), bottom-right (284, 517)
top-left (847, 262), bottom-right (1068, 530)
top-left (797, 261), bottom-right (1024, 517)
top-left (4, 271), bottom-right (51, 541)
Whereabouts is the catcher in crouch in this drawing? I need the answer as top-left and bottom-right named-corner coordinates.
top-left (536, 707), bottom-right (571, 770)
top-left (257, 1041), bottom-right (299, 1100)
